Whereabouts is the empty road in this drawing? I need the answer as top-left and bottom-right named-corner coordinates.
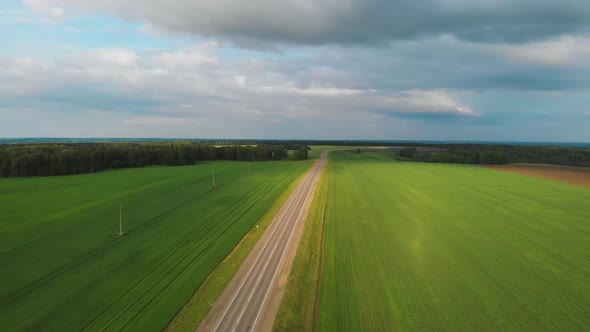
top-left (198, 152), bottom-right (328, 332)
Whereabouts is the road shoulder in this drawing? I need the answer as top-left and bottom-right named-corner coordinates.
top-left (273, 157), bottom-right (331, 331)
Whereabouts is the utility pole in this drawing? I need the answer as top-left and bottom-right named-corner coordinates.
top-left (119, 204), bottom-right (123, 237)
top-left (212, 171), bottom-right (216, 191)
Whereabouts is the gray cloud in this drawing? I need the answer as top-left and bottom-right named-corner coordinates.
top-left (0, 44), bottom-right (478, 138)
top-left (25, 0), bottom-right (590, 46)
top-left (3, 7), bottom-right (590, 142)
top-left (2, 1), bottom-right (588, 141)
top-left (243, 36), bottom-right (590, 92)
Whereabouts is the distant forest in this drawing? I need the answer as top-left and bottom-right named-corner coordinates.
top-left (0, 142), bottom-right (309, 177)
top-left (2, 140), bottom-right (590, 177)
top-left (398, 145), bottom-right (590, 167)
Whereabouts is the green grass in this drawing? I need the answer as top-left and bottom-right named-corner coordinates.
top-left (0, 161), bottom-right (309, 331)
top-left (319, 151), bottom-right (590, 331)
top-left (166, 169), bottom-right (308, 332)
top-left (273, 158), bottom-right (330, 332)
top-left (307, 146), bottom-right (362, 160)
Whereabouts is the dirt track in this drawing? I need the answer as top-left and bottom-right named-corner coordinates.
top-left (197, 152), bottom-right (328, 332)
top-left (487, 164), bottom-right (590, 189)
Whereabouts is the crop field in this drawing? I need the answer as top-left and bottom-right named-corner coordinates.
top-left (489, 163), bottom-right (590, 189)
top-left (319, 151), bottom-right (590, 330)
top-left (0, 161), bottom-right (309, 331)
top-left (308, 145), bottom-right (364, 160)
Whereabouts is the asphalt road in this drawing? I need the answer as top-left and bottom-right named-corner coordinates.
top-left (197, 152), bottom-right (328, 332)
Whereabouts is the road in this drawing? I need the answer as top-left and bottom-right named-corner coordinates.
top-left (197, 152), bottom-right (328, 332)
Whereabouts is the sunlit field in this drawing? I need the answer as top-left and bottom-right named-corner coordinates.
top-left (320, 151), bottom-right (590, 330)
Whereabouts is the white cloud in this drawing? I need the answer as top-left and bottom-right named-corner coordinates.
top-left (256, 86), bottom-right (367, 97)
top-left (383, 90), bottom-right (477, 116)
top-left (0, 42), bottom-right (479, 139)
top-left (494, 36), bottom-right (590, 67)
top-left (234, 75), bottom-right (246, 88)
top-left (7, 2), bottom-right (590, 140)
top-left (23, 0), bottom-right (64, 24)
top-left (151, 43), bottom-right (220, 69)
top-left (90, 49), bottom-right (140, 66)
top-left (124, 115), bottom-right (196, 126)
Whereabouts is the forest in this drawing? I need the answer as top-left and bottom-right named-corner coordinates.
top-left (0, 142), bottom-right (308, 177)
top-left (399, 144), bottom-right (590, 166)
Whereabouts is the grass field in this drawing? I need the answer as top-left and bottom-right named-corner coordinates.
top-left (166, 169), bottom-right (308, 332)
top-left (0, 161), bottom-right (309, 331)
top-left (319, 151), bottom-right (590, 330)
top-left (307, 146), bottom-right (363, 160)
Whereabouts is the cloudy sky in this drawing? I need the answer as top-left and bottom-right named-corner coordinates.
top-left (1, 0), bottom-right (590, 141)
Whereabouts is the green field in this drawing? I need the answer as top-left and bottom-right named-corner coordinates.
top-left (0, 161), bottom-right (308, 331)
top-left (307, 145), bottom-right (363, 160)
top-left (319, 151), bottom-right (590, 330)
top-left (167, 169), bottom-right (307, 332)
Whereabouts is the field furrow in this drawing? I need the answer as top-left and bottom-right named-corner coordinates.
top-left (319, 151), bottom-right (590, 331)
top-left (0, 161), bottom-right (309, 331)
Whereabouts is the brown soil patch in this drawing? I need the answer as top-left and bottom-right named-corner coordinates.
top-left (487, 164), bottom-right (590, 189)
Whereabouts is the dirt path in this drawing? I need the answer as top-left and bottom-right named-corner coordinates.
top-left (487, 164), bottom-right (590, 189)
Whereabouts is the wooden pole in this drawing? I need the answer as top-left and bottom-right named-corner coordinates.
top-left (119, 204), bottom-right (123, 237)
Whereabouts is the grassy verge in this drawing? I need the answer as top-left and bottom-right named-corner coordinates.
top-left (272, 158), bottom-right (331, 331)
top-left (165, 166), bottom-right (311, 332)
top-left (308, 145), bottom-right (359, 159)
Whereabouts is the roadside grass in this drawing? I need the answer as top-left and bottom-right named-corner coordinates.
top-left (319, 151), bottom-right (590, 331)
top-left (0, 161), bottom-right (309, 331)
top-left (308, 146), bottom-right (362, 160)
top-left (166, 168), bottom-right (310, 332)
top-left (273, 157), bottom-right (331, 332)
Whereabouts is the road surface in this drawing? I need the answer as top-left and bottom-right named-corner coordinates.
top-left (197, 152), bottom-right (328, 332)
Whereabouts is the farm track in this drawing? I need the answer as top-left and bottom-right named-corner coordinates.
top-left (198, 152), bottom-right (327, 332)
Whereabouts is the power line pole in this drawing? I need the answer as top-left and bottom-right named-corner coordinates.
top-left (119, 204), bottom-right (123, 237)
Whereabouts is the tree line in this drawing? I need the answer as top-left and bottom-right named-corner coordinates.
top-left (0, 142), bottom-right (304, 177)
top-left (290, 145), bottom-right (309, 160)
top-left (399, 145), bottom-right (590, 166)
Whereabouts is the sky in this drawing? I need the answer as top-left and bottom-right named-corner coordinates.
top-left (1, 0), bottom-right (590, 141)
